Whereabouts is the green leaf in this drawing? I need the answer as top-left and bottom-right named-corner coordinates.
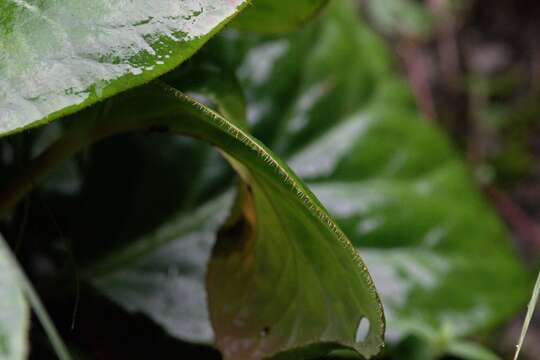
top-left (0, 49), bottom-right (382, 358)
top-left (0, 0), bottom-right (248, 137)
top-left (39, 81), bottom-right (382, 359)
top-left (91, 192), bottom-right (234, 344)
top-left (0, 235), bottom-right (28, 360)
top-left (72, 57), bottom-right (248, 346)
top-left (232, 0), bottom-right (329, 34)
top-left (224, 0), bottom-right (530, 345)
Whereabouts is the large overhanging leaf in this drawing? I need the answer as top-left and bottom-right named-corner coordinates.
top-left (0, 235), bottom-right (29, 360)
top-left (0, 0), bottom-right (247, 136)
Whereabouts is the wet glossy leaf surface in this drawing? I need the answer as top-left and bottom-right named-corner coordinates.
top-left (0, 0), bottom-right (247, 136)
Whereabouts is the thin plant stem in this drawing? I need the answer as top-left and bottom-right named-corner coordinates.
top-left (514, 269), bottom-right (540, 360)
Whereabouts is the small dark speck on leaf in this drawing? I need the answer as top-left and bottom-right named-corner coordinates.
top-left (260, 326), bottom-right (270, 337)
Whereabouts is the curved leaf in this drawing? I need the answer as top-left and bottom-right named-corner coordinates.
top-left (80, 58), bottom-right (249, 346)
top-left (225, 0), bottom-right (530, 348)
top-left (0, 0), bottom-right (248, 137)
top-left (30, 81), bottom-right (383, 359)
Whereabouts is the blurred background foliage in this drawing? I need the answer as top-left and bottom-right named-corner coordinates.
top-left (1, 0), bottom-right (540, 359)
top-left (363, 0), bottom-right (540, 357)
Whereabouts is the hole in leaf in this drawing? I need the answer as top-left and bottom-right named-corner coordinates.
top-left (260, 326), bottom-right (270, 337)
top-left (355, 318), bottom-right (370, 342)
